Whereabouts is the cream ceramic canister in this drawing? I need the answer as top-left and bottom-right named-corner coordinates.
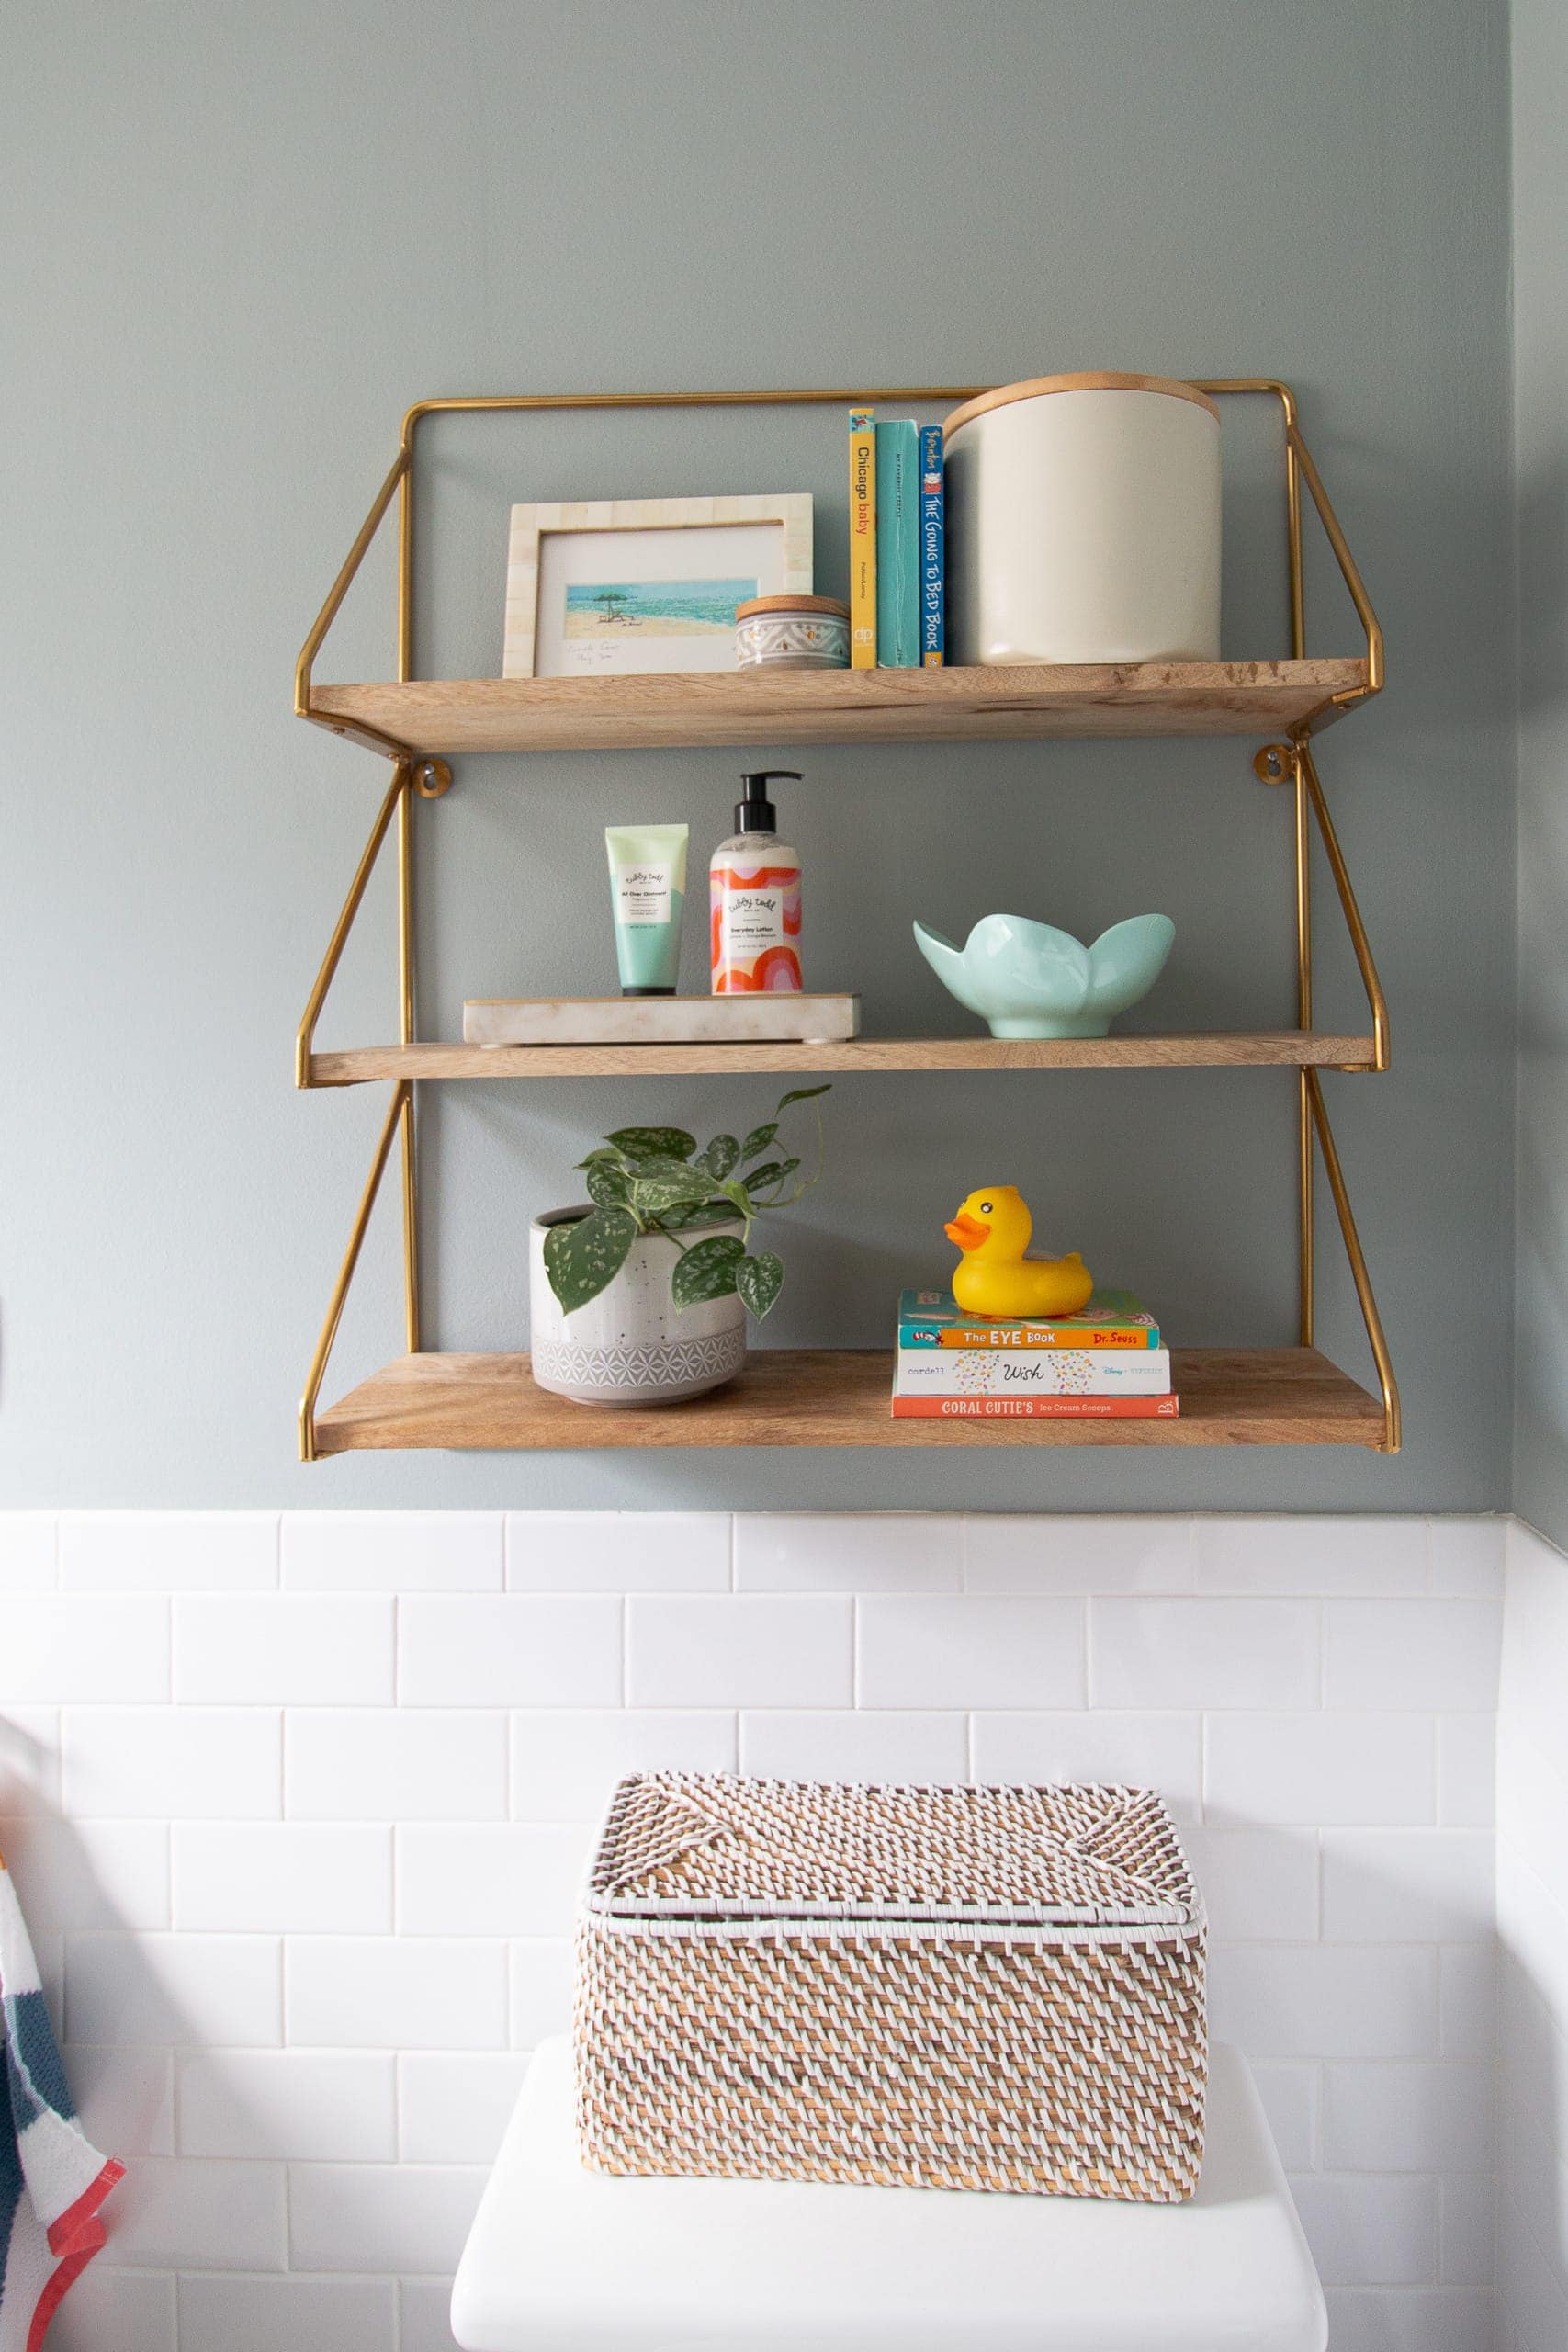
top-left (528, 1208), bottom-right (747, 1406)
top-left (942, 372), bottom-right (1222, 665)
top-left (734, 594), bottom-right (851, 670)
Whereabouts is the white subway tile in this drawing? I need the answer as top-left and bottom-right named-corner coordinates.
top-left (288, 2162), bottom-right (484, 2275)
top-left (0, 1596), bottom-right (169, 1702)
top-left (396, 1824), bottom-right (592, 1939)
top-left (400, 2277), bottom-right (462, 2352)
top-left (1439, 1943), bottom-right (1496, 2058)
top-left (1090, 1599), bottom-right (1317, 1710)
top-left (735, 1514), bottom-right (960, 1591)
top-left (1324, 2286), bottom-right (1494, 2352)
top-left (399, 1597), bottom-right (621, 1707)
top-left (966, 1515), bottom-right (1195, 1593)
top-left (969, 1711), bottom-right (1202, 1818)
top-left (1325, 1600), bottom-right (1502, 1713)
top-left (1210, 1946), bottom-right (1438, 2058)
top-left (0, 1708), bottom-right (60, 1814)
top-left (1438, 1714), bottom-right (1495, 1827)
top-left (284, 1511), bottom-right (503, 1591)
top-left (1249, 2063), bottom-right (1318, 2170)
top-left (1195, 1515), bottom-right (1427, 1595)
top-left (857, 1596), bottom-right (1084, 1711)
top-left (178, 2273), bottom-right (398, 2352)
top-left (1322, 1829), bottom-right (1494, 1943)
top-left (173, 1824), bottom-right (392, 1934)
top-left (508, 1511), bottom-right (730, 1591)
top-left (1427, 1515), bottom-right (1506, 1595)
top-left (628, 1597), bottom-right (852, 1708)
top-left (286, 1710), bottom-right (506, 1821)
top-left (1501, 1520), bottom-right (1568, 1794)
top-left (61, 1511), bottom-right (276, 1591)
top-left (510, 1709), bottom-right (736, 1820)
top-left (179, 2050), bottom-right (396, 2161)
top-left (1289, 2171), bottom-right (1438, 2287)
top-left (1498, 2195), bottom-right (1568, 2349)
top-left (0, 1512), bottom-right (57, 1589)
top-left (100, 2155), bottom-right (286, 2270)
top-left (0, 1815), bottom-right (168, 1929)
top-left (1323, 2061), bottom-right (1495, 2171)
top-left (739, 1709), bottom-right (968, 1783)
top-left (1497, 1724), bottom-right (1568, 1905)
top-left (63, 1707), bottom-right (280, 1818)
top-left (64, 1932), bottom-right (281, 2047)
top-left (287, 1939), bottom-right (507, 2051)
top-left (1438, 2171), bottom-right (1495, 2284)
top-left (175, 1594), bottom-right (393, 1705)
top-left (398, 2052), bottom-right (528, 2163)
top-left (1204, 1713), bottom-right (1435, 1826)
top-left (510, 1939), bottom-right (573, 2047)
top-left (52, 2267), bottom-right (175, 2352)
top-left (1180, 1826), bottom-right (1319, 1941)
top-left (63, 2041), bottom-right (175, 2155)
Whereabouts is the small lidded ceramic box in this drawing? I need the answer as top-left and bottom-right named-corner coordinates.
top-left (735, 594), bottom-right (851, 670)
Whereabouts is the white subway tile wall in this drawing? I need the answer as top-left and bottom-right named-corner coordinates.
top-left (0, 1509), bottom-right (1501, 2352)
top-left (1497, 1521), bottom-right (1568, 2352)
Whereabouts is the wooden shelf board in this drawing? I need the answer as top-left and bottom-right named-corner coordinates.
top-left (309, 1033), bottom-right (1378, 1083)
top-left (315, 1347), bottom-right (1386, 1453)
top-left (306, 659), bottom-right (1369, 755)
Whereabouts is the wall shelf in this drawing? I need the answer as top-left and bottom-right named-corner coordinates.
top-left (292, 380), bottom-right (1400, 1459)
top-left (315, 1347), bottom-right (1386, 1454)
top-left (306, 1033), bottom-right (1380, 1085)
top-left (304, 658), bottom-right (1370, 758)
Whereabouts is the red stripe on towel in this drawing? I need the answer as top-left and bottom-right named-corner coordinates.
top-left (30, 2157), bottom-right (126, 2352)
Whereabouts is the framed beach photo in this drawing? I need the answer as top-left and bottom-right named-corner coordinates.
top-left (502, 495), bottom-right (813, 678)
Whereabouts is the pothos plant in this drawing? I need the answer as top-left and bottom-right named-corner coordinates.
top-left (544, 1085), bottom-right (830, 1324)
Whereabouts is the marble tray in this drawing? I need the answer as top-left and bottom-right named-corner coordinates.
top-left (463, 994), bottom-right (861, 1046)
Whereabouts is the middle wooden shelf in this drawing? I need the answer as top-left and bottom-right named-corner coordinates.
top-left (306, 1031), bottom-right (1379, 1083)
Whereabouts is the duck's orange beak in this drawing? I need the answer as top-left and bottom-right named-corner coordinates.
top-left (944, 1212), bottom-right (991, 1250)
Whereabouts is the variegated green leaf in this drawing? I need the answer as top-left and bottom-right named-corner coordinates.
top-left (775, 1085), bottom-right (830, 1110)
top-left (695, 1134), bottom-right (739, 1181)
top-left (584, 1158), bottom-right (631, 1209)
top-left (542, 1205), bottom-right (638, 1315)
top-left (631, 1168), bottom-right (718, 1216)
top-left (739, 1122), bottom-right (778, 1161)
top-left (670, 1233), bottom-right (745, 1308)
top-left (735, 1250), bottom-right (784, 1319)
top-left (605, 1126), bottom-right (696, 1160)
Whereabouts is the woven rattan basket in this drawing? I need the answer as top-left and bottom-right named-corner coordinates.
top-left (574, 1773), bottom-right (1207, 2202)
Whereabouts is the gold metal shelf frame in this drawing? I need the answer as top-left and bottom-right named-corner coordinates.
top-left (294, 382), bottom-right (1396, 1459)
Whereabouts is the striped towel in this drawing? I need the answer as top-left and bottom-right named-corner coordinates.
top-left (0, 1860), bottom-right (120, 2350)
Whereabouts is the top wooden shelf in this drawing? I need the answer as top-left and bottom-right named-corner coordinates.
top-left (304, 659), bottom-right (1370, 757)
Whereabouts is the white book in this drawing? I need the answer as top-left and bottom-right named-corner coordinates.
top-left (894, 1346), bottom-right (1173, 1398)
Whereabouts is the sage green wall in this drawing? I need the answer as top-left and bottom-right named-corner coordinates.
top-left (3, 0), bottom-right (1516, 1508)
top-left (1512, 0), bottom-right (1568, 1543)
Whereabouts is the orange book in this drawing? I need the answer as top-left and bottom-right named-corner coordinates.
top-left (849, 411), bottom-right (876, 668)
top-left (890, 1393), bottom-right (1179, 1420)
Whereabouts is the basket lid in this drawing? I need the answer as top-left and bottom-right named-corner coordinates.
top-left (584, 1773), bottom-right (1200, 1928)
top-left (942, 370), bottom-right (1220, 438)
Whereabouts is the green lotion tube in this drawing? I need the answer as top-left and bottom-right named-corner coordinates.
top-left (605, 823), bottom-right (688, 995)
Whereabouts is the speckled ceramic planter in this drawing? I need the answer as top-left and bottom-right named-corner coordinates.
top-left (528, 1207), bottom-right (748, 1407)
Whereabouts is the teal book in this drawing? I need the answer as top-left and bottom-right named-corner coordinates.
top-left (874, 420), bottom-right (920, 667)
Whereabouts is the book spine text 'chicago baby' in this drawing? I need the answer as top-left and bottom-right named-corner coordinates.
top-left (849, 411), bottom-right (876, 668)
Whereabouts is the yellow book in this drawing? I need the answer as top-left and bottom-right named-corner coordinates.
top-left (849, 410), bottom-right (876, 668)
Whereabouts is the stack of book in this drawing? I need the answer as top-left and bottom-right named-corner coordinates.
top-left (890, 1288), bottom-right (1180, 1420)
top-left (849, 411), bottom-right (944, 669)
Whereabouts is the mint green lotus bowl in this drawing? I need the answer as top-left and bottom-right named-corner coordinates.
top-left (913, 911), bottom-right (1176, 1040)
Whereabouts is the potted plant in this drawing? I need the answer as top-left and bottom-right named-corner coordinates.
top-left (528, 1086), bottom-right (829, 1406)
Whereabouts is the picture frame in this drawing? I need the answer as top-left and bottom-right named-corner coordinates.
top-left (502, 495), bottom-right (813, 679)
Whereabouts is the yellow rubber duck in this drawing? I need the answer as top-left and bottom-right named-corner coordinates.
top-left (943, 1186), bottom-right (1095, 1320)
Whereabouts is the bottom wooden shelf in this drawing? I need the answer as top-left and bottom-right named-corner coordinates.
top-left (314, 1347), bottom-right (1386, 1453)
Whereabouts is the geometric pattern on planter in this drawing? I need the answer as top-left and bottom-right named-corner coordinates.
top-left (532, 1329), bottom-right (746, 1395)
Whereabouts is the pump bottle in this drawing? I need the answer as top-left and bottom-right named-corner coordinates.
top-left (710, 770), bottom-right (803, 993)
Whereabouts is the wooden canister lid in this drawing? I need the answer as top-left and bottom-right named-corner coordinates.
top-left (736, 594), bottom-right (850, 620)
top-left (942, 372), bottom-right (1220, 438)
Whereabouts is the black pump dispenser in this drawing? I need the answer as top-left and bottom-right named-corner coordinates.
top-left (735, 770), bottom-right (800, 833)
